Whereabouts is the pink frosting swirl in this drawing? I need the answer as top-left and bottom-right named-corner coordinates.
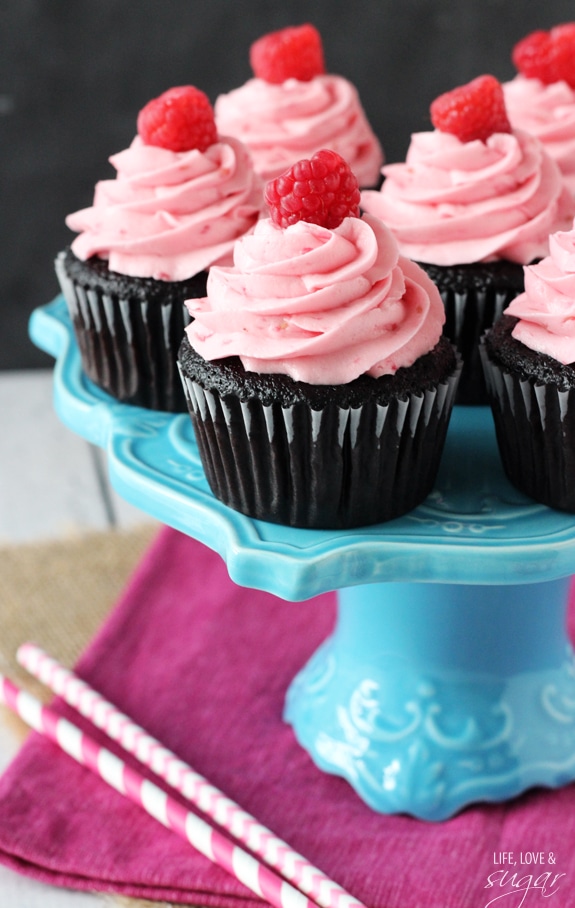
top-left (506, 222), bottom-right (575, 363)
top-left (503, 76), bottom-right (575, 197)
top-left (214, 74), bottom-right (383, 187)
top-left (66, 135), bottom-right (264, 282)
top-left (184, 212), bottom-right (445, 385)
top-left (361, 128), bottom-right (574, 266)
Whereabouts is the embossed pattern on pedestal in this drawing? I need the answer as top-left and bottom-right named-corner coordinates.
top-left (285, 639), bottom-right (575, 820)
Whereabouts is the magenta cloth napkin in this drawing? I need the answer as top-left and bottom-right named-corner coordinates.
top-left (1, 525), bottom-right (575, 907)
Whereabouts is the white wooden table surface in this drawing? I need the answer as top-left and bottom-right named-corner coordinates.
top-left (0, 368), bottom-right (157, 907)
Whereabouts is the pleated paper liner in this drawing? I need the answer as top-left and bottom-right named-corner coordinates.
top-left (419, 260), bottom-right (525, 405)
top-left (480, 339), bottom-right (575, 512)
top-left (55, 248), bottom-right (206, 413)
top-left (178, 355), bottom-right (461, 529)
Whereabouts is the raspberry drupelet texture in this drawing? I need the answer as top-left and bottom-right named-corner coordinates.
top-left (430, 74), bottom-right (511, 143)
top-left (137, 85), bottom-right (219, 153)
top-left (512, 22), bottom-right (575, 88)
top-left (249, 23), bottom-right (326, 84)
top-left (264, 149), bottom-right (361, 230)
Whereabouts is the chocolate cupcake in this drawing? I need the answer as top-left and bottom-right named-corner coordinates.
top-left (178, 333), bottom-right (457, 529)
top-left (481, 224), bottom-right (575, 511)
top-left (362, 75), bottom-right (574, 404)
top-left (178, 151), bottom-right (460, 529)
top-left (56, 85), bottom-right (263, 411)
top-left (56, 248), bottom-right (206, 411)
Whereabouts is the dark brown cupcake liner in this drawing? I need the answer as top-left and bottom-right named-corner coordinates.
top-left (480, 340), bottom-right (575, 511)
top-left (55, 250), bottom-right (206, 412)
top-left (419, 261), bottom-right (525, 405)
top-left (178, 357), bottom-right (461, 529)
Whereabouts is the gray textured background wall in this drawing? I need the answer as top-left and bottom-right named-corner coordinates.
top-left (2, 0), bottom-right (573, 368)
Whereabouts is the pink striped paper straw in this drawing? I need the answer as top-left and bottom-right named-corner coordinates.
top-left (0, 672), bottom-right (316, 908)
top-left (18, 643), bottom-right (364, 908)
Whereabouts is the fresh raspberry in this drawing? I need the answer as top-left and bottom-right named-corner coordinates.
top-left (264, 149), bottom-right (360, 230)
top-left (512, 30), bottom-right (555, 83)
top-left (549, 23), bottom-right (575, 87)
top-left (430, 75), bottom-right (511, 143)
top-left (137, 85), bottom-right (218, 153)
top-left (250, 24), bottom-right (326, 84)
top-left (513, 23), bottom-right (575, 88)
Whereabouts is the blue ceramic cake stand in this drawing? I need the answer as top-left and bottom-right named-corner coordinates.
top-left (30, 296), bottom-right (575, 821)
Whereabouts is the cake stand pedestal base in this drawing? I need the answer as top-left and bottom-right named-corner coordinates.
top-left (284, 577), bottom-right (575, 820)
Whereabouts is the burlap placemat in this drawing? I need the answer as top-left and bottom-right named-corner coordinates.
top-left (0, 524), bottom-right (159, 690)
top-left (0, 522), bottom-right (182, 908)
